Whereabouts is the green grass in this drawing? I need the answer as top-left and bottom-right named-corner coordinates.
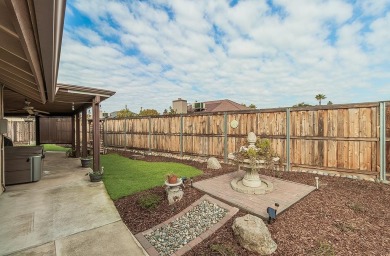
top-left (101, 154), bottom-right (203, 200)
top-left (43, 144), bottom-right (69, 152)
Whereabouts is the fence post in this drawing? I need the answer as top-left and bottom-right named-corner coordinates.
top-left (148, 117), bottom-right (152, 154)
top-left (224, 112), bottom-right (228, 163)
top-left (379, 102), bottom-right (387, 182)
top-left (103, 119), bottom-right (106, 149)
top-left (124, 118), bottom-right (127, 151)
top-left (180, 115), bottom-right (183, 157)
top-left (207, 115), bottom-right (211, 157)
top-left (286, 108), bottom-right (291, 171)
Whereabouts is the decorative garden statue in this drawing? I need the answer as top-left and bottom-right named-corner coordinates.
top-left (229, 132), bottom-right (279, 194)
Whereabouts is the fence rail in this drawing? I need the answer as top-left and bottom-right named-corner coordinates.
top-left (103, 102), bottom-right (390, 177)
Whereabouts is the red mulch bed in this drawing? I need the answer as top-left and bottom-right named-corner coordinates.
top-left (112, 151), bottom-right (390, 255)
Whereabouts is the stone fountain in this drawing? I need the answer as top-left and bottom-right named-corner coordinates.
top-left (229, 132), bottom-right (279, 195)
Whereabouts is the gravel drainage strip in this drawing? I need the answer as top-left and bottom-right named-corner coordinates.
top-left (135, 195), bottom-right (239, 256)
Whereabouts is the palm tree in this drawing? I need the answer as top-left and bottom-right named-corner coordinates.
top-left (315, 94), bottom-right (326, 105)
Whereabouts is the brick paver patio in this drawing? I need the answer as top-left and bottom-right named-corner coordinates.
top-left (193, 170), bottom-right (316, 219)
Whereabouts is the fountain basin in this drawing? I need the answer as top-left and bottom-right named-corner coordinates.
top-left (231, 177), bottom-right (274, 195)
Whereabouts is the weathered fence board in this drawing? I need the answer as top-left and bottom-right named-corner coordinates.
top-left (99, 102), bottom-right (390, 177)
top-left (40, 117), bottom-right (72, 144)
top-left (6, 120), bottom-right (35, 144)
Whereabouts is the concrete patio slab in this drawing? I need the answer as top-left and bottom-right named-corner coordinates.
top-left (9, 242), bottom-right (55, 256)
top-left (0, 152), bottom-right (147, 256)
top-left (56, 221), bottom-right (145, 256)
top-left (193, 170), bottom-right (316, 219)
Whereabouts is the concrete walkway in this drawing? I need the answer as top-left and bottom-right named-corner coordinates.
top-left (0, 152), bottom-right (147, 256)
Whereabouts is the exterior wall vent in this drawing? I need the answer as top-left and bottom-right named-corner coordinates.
top-left (193, 102), bottom-right (205, 111)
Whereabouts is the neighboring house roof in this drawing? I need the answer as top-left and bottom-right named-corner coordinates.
top-left (189, 99), bottom-right (251, 113)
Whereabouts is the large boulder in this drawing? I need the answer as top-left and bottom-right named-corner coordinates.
top-left (207, 157), bottom-right (222, 169)
top-left (232, 214), bottom-right (277, 255)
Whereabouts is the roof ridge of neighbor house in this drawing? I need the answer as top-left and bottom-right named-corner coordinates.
top-left (204, 99), bottom-right (250, 112)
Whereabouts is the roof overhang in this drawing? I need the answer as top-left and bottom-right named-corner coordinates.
top-left (4, 83), bottom-right (115, 116)
top-left (0, 0), bottom-right (66, 103)
top-left (1, 1), bottom-right (116, 117)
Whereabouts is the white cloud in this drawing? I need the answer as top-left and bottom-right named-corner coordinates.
top-left (357, 0), bottom-right (390, 16)
top-left (58, 0), bottom-right (390, 113)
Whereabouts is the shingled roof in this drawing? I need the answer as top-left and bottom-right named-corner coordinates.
top-left (190, 99), bottom-right (251, 113)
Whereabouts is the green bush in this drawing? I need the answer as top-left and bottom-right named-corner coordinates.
top-left (255, 138), bottom-right (272, 157)
top-left (137, 193), bottom-right (161, 210)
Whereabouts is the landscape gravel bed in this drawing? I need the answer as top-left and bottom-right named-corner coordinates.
top-left (145, 200), bottom-right (227, 256)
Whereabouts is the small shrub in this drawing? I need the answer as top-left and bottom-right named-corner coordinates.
top-left (311, 241), bottom-right (335, 256)
top-left (137, 194), bottom-right (161, 210)
top-left (246, 148), bottom-right (258, 159)
top-left (66, 148), bottom-right (76, 158)
top-left (346, 202), bottom-right (365, 213)
top-left (333, 222), bottom-right (356, 232)
top-left (255, 138), bottom-right (272, 156)
top-left (210, 243), bottom-right (237, 256)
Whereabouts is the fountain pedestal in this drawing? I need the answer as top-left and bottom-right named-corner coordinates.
top-left (229, 132), bottom-right (277, 195)
top-left (242, 168), bottom-right (262, 187)
top-left (231, 160), bottom-right (274, 194)
top-left (165, 179), bottom-right (183, 205)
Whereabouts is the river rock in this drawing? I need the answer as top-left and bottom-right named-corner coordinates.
top-left (232, 214), bottom-right (277, 255)
top-left (207, 157), bottom-right (222, 169)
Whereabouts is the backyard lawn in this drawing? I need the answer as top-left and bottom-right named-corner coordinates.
top-left (43, 144), bottom-right (69, 152)
top-left (101, 153), bottom-right (203, 200)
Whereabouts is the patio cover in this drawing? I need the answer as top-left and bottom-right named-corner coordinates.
top-left (4, 83), bottom-right (115, 116)
top-left (0, 0), bottom-right (115, 187)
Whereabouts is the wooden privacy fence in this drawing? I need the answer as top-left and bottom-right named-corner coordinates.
top-left (102, 102), bottom-right (390, 177)
top-left (39, 117), bottom-right (72, 144)
top-left (6, 120), bottom-right (35, 144)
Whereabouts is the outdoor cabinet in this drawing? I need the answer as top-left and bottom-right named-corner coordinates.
top-left (4, 146), bottom-right (44, 185)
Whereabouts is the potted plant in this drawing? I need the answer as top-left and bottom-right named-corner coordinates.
top-left (66, 148), bottom-right (77, 158)
top-left (80, 157), bottom-right (92, 168)
top-left (166, 173), bottom-right (178, 184)
top-left (88, 166), bottom-right (104, 182)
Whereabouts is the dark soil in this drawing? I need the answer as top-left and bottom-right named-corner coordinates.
top-left (112, 151), bottom-right (390, 256)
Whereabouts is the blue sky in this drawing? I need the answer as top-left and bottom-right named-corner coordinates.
top-left (58, 0), bottom-right (390, 113)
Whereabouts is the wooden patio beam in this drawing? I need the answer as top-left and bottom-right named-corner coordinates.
top-left (92, 96), bottom-right (100, 173)
top-left (35, 116), bottom-right (40, 145)
top-left (75, 112), bottom-right (80, 158)
top-left (71, 115), bottom-right (75, 152)
top-left (81, 107), bottom-right (87, 158)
